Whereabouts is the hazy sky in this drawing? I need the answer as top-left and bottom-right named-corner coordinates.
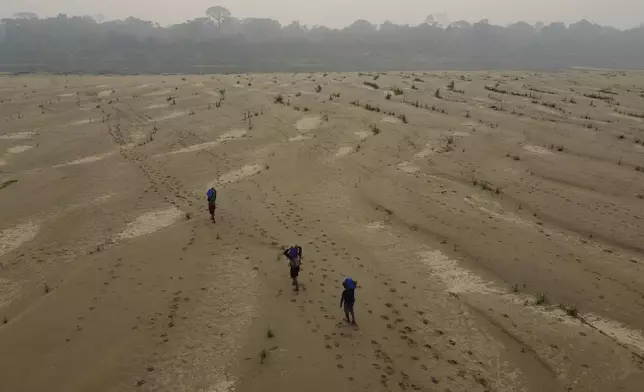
top-left (2, 0), bottom-right (644, 29)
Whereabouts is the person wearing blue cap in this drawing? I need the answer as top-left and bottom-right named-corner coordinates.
top-left (206, 187), bottom-right (217, 223)
top-left (340, 278), bottom-right (357, 324)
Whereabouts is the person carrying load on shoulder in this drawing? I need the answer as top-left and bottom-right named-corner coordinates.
top-left (284, 245), bottom-right (303, 292)
top-left (206, 187), bottom-right (217, 223)
top-left (340, 277), bottom-right (357, 325)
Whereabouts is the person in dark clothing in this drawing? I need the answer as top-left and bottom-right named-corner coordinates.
top-left (206, 187), bottom-right (217, 223)
top-left (340, 278), bottom-right (357, 324)
top-left (284, 245), bottom-right (303, 291)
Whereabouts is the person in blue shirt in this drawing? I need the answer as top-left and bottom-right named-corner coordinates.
top-left (206, 187), bottom-right (217, 223)
top-left (283, 245), bottom-right (302, 291)
top-left (340, 277), bottom-right (357, 324)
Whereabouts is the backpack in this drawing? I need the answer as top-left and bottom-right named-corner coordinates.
top-left (287, 247), bottom-right (299, 260)
top-left (344, 278), bottom-right (356, 290)
top-left (287, 247), bottom-right (301, 268)
top-left (207, 188), bottom-right (216, 201)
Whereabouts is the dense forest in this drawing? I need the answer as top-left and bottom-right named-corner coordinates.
top-left (1, 7), bottom-right (644, 73)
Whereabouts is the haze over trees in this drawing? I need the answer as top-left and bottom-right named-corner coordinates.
top-left (1, 6), bottom-right (643, 73)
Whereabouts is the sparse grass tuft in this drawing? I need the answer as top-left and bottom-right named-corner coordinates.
top-left (370, 124), bottom-right (381, 135)
top-left (392, 86), bottom-right (404, 96)
top-left (549, 144), bottom-right (565, 152)
top-left (435, 88), bottom-right (442, 99)
top-left (315, 85), bottom-right (322, 93)
top-left (490, 104), bottom-right (504, 112)
top-left (0, 179), bottom-right (18, 190)
top-left (618, 110), bottom-right (644, 119)
top-left (267, 328), bottom-right (275, 338)
top-left (599, 88), bottom-right (617, 95)
top-left (447, 81), bottom-right (455, 91)
top-left (541, 101), bottom-right (560, 110)
top-left (511, 284), bottom-right (519, 293)
top-left (260, 348), bottom-right (268, 364)
top-left (364, 103), bottom-right (380, 112)
top-left (44, 283), bottom-right (50, 294)
top-left (274, 94), bottom-right (284, 104)
top-left (560, 304), bottom-right (579, 318)
top-left (364, 81), bottom-right (379, 89)
top-left (385, 93), bottom-right (392, 100)
top-left (185, 212), bottom-right (192, 220)
top-left (584, 92), bottom-right (612, 102)
top-left (536, 293), bottom-right (548, 305)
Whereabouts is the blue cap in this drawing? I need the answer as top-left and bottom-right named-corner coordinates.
top-left (344, 278), bottom-right (356, 289)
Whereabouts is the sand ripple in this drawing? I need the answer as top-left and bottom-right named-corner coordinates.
top-left (116, 207), bottom-right (183, 240)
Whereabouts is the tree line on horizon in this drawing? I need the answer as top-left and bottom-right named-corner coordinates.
top-left (1, 7), bottom-right (644, 73)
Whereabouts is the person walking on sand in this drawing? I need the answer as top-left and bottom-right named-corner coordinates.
top-left (340, 277), bottom-right (357, 325)
top-left (206, 187), bottom-right (217, 223)
top-left (284, 245), bottom-right (302, 291)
